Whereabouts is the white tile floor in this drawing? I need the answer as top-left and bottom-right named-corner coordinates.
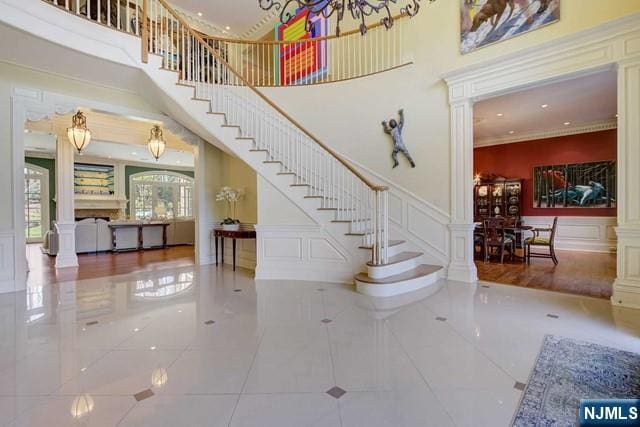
top-left (0, 265), bottom-right (638, 427)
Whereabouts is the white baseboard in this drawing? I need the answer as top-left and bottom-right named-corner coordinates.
top-left (522, 216), bottom-right (617, 253)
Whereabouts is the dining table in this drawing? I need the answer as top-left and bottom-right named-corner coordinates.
top-left (474, 222), bottom-right (534, 261)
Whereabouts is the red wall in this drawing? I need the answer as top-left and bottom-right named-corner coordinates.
top-left (473, 130), bottom-right (617, 217)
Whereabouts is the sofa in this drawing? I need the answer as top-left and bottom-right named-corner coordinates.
top-left (42, 218), bottom-right (195, 255)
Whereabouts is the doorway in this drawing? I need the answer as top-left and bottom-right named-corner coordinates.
top-left (471, 70), bottom-right (617, 299)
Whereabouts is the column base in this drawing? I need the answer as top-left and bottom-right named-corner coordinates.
top-left (611, 280), bottom-right (640, 310)
top-left (55, 222), bottom-right (78, 269)
top-left (447, 223), bottom-right (478, 284)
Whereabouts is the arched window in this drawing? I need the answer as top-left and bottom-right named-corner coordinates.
top-left (130, 171), bottom-right (194, 220)
top-left (24, 163), bottom-right (50, 243)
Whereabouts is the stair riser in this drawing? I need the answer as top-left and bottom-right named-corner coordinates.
top-left (367, 256), bottom-right (421, 279)
top-left (356, 271), bottom-right (441, 297)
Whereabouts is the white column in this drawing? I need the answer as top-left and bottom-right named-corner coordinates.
top-left (612, 58), bottom-right (640, 309)
top-left (55, 136), bottom-right (78, 268)
top-left (448, 99), bottom-right (478, 283)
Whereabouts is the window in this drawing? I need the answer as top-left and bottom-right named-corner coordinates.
top-left (24, 164), bottom-right (50, 243)
top-left (130, 171), bottom-right (194, 220)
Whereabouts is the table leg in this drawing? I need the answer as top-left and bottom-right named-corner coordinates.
top-left (214, 235), bottom-right (218, 266)
top-left (233, 238), bottom-right (236, 271)
top-left (221, 237), bottom-right (224, 265)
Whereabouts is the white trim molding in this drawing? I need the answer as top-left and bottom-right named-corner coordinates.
top-left (444, 12), bottom-right (640, 307)
top-left (522, 216), bottom-right (617, 253)
top-left (255, 224), bottom-right (362, 284)
top-left (474, 119), bottom-right (618, 148)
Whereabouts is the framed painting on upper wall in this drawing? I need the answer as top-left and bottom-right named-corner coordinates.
top-left (460, 0), bottom-right (561, 54)
top-left (532, 160), bottom-right (616, 209)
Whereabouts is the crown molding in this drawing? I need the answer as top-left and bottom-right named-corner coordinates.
top-left (474, 119), bottom-right (618, 148)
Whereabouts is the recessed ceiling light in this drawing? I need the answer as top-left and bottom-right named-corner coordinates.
top-left (225, 26), bottom-right (231, 30)
top-left (509, 130), bottom-right (515, 134)
top-left (176, 160), bottom-right (181, 164)
top-left (541, 104), bottom-right (549, 108)
top-left (131, 152), bottom-right (137, 155)
top-left (564, 122), bottom-right (571, 126)
top-left (197, 12), bottom-right (202, 17)
top-left (496, 113), bottom-right (503, 117)
top-left (24, 129), bottom-right (29, 133)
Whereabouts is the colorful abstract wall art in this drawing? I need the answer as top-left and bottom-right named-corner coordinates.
top-left (274, 8), bottom-right (328, 85)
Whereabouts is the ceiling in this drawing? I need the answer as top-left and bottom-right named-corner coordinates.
top-left (25, 110), bottom-right (194, 167)
top-left (474, 70), bottom-right (617, 146)
top-left (169, 0), bottom-right (277, 38)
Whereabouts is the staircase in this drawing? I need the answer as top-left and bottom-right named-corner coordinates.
top-left (41, 0), bottom-right (444, 296)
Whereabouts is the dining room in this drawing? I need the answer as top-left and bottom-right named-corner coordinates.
top-left (471, 70), bottom-right (618, 299)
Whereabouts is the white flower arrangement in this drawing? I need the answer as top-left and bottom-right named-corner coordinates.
top-left (216, 186), bottom-right (245, 224)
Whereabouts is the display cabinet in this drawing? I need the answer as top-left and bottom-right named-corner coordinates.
top-left (474, 178), bottom-right (522, 221)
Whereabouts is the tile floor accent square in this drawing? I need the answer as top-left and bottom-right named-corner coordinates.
top-left (435, 317), bottom-right (447, 322)
top-left (317, 288), bottom-right (326, 292)
top-left (321, 319), bottom-right (332, 324)
top-left (481, 285), bottom-right (490, 288)
top-left (205, 320), bottom-right (215, 325)
top-left (514, 381), bottom-right (526, 391)
top-left (326, 386), bottom-right (346, 399)
top-left (86, 321), bottom-right (99, 326)
top-left (234, 289), bottom-right (242, 292)
top-left (134, 389), bottom-right (154, 401)
top-left (546, 314), bottom-right (559, 319)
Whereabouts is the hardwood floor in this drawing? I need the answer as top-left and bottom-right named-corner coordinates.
top-left (475, 249), bottom-right (616, 299)
top-left (26, 244), bottom-right (195, 287)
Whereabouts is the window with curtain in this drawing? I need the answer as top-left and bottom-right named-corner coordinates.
top-left (130, 172), bottom-right (194, 220)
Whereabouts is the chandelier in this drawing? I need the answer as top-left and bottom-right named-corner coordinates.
top-left (66, 111), bottom-right (92, 154)
top-left (258, 0), bottom-right (434, 36)
top-left (147, 125), bottom-right (166, 161)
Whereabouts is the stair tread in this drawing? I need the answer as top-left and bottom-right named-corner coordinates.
top-left (366, 251), bottom-right (422, 267)
top-left (355, 264), bottom-right (442, 284)
top-left (359, 240), bottom-right (405, 250)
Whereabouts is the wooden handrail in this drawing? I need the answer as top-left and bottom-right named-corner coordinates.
top-left (200, 14), bottom-right (409, 45)
top-left (156, 0), bottom-right (387, 192)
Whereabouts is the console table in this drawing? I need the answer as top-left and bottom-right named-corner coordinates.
top-left (109, 222), bottom-right (169, 252)
top-left (212, 227), bottom-right (256, 271)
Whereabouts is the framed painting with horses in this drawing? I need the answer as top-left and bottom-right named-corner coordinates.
top-left (532, 160), bottom-right (616, 209)
top-left (460, 0), bottom-right (561, 54)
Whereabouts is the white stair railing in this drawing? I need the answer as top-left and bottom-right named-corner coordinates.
top-left (41, 0), bottom-right (390, 265)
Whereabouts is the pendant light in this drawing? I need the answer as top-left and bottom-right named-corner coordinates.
top-left (66, 111), bottom-right (92, 154)
top-left (147, 125), bottom-right (166, 161)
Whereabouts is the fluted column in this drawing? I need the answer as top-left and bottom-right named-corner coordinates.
top-left (448, 99), bottom-right (478, 284)
top-left (613, 58), bottom-right (640, 309)
top-left (54, 135), bottom-right (78, 268)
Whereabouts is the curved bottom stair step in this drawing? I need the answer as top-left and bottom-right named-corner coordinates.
top-left (355, 264), bottom-right (443, 297)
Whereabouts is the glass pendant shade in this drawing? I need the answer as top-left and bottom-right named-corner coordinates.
top-left (147, 125), bottom-right (166, 161)
top-left (67, 111), bottom-right (92, 153)
top-left (70, 394), bottom-right (94, 419)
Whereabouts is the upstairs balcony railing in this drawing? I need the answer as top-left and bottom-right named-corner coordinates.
top-left (41, 0), bottom-right (391, 265)
top-left (44, 0), bottom-right (411, 87)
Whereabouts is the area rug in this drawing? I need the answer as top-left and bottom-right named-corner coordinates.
top-left (512, 335), bottom-right (640, 426)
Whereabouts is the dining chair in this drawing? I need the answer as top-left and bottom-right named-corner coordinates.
top-left (483, 217), bottom-right (514, 263)
top-left (524, 217), bottom-right (559, 265)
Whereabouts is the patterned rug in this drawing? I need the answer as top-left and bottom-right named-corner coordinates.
top-left (512, 335), bottom-right (640, 426)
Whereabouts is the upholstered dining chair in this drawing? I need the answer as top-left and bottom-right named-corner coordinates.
top-left (483, 217), bottom-right (514, 263)
top-left (524, 217), bottom-right (559, 265)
